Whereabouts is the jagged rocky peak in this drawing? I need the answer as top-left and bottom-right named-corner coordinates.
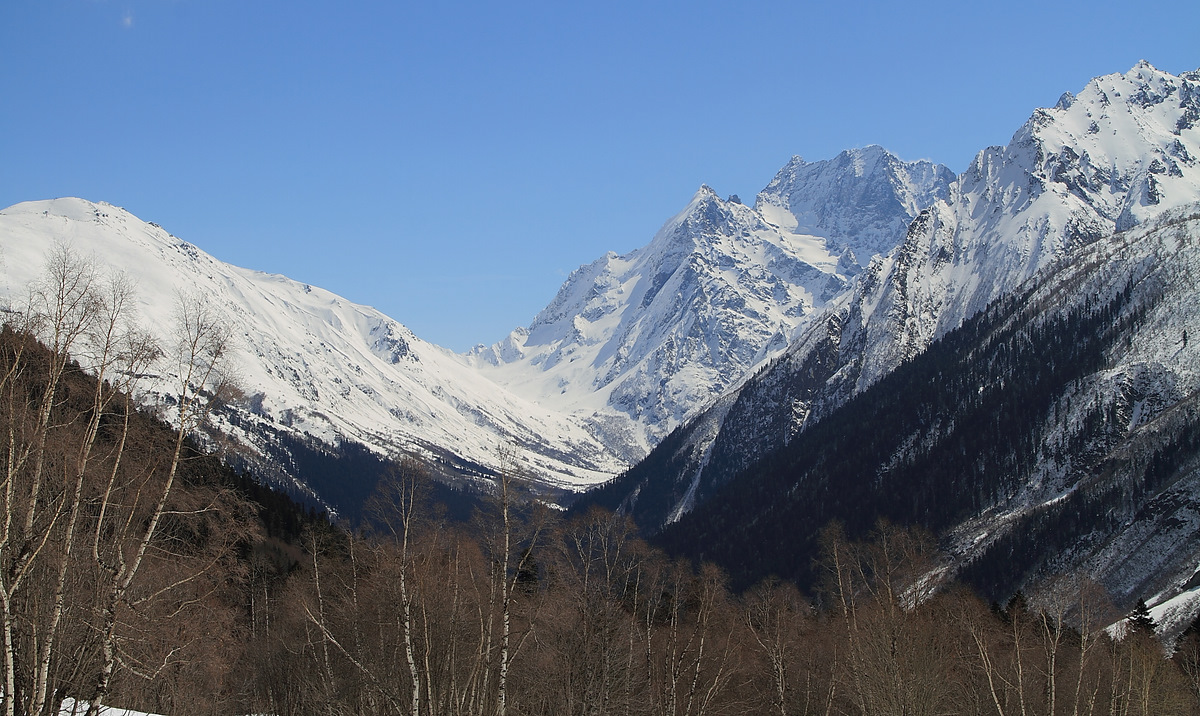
top-left (471, 169), bottom-right (863, 459)
top-left (960, 61), bottom-right (1200, 227)
top-left (755, 145), bottom-right (955, 265)
top-left (684, 184), bottom-right (727, 225)
top-left (647, 184), bottom-right (746, 251)
top-left (510, 185), bottom-right (746, 347)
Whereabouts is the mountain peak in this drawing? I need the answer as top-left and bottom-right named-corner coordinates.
top-left (645, 184), bottom-right (738, 253)
top-left (1129, 58), bottom-right (1160, 76)
top-left (756, 147), bottom-right (954, 264)
top-left (5, 197), bottom-right (119, 224)
top-left (680, 185), bottom-right (727, 217)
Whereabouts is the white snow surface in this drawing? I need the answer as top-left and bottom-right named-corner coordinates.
top-left (58, 699), bottom-right (160, 716)
top-left (0, 198), bottom-right (625, 491)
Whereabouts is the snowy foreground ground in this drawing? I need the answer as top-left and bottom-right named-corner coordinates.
top-left (59, 701), bottom-right (156, 716)
top-left (58, 702), bottom-right (272, 716)
top-left (59, 700), bottom-right (271, 716)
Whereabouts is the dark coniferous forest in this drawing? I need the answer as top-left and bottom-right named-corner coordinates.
top-left (653, 271), bottom-right (1157, 596)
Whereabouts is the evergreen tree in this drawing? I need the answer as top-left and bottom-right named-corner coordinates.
top-left (1128, 597), bottom-right (1157, 637)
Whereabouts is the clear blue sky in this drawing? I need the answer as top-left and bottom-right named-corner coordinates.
top-left (3, 1), bottom-right (1198, 352)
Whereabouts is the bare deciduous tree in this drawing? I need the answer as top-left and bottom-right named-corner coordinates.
top-left (85, 290), bottom-right (244, 716)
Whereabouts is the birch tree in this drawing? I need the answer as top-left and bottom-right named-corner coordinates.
top-left (0, 246), bottom-right (163, 716)
top-left (85, 290), bottom-right (242, 716)
top-left (476, 446), bottom-right (548, 716)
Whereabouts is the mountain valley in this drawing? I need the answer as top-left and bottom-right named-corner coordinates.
top-left (3, 62), bottom-right (1200, 623)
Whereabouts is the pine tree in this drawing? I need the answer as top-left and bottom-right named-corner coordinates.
top-left (1128, 598), bottom-right (1157, 638)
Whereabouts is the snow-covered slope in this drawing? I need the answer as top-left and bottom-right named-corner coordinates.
top-left (941, 203), bottom-right (1200, 607)
top-left (0, 199), bottom-right (625, 498)
top-left (585, 61), bottom-right (1200, 531)
top-left (471, 148), bottom-right (952, 459)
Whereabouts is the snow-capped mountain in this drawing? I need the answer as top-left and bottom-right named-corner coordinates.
top-left (0, 198), bottom-right (625, 506)
top-left (582, 62), bottom-right (1200, 534)
top-left (471, 148), bottom-right (952, 459)
top-left (7, 61), bottom-right (1197, 619)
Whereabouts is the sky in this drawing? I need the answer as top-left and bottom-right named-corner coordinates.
top-left (2, 1), bottom-right (1199, 352)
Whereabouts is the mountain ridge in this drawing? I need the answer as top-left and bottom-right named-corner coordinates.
top-left (470, 148), bottom-right (953, 460)
top-left (0, 137), bottom-right (952, 507)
